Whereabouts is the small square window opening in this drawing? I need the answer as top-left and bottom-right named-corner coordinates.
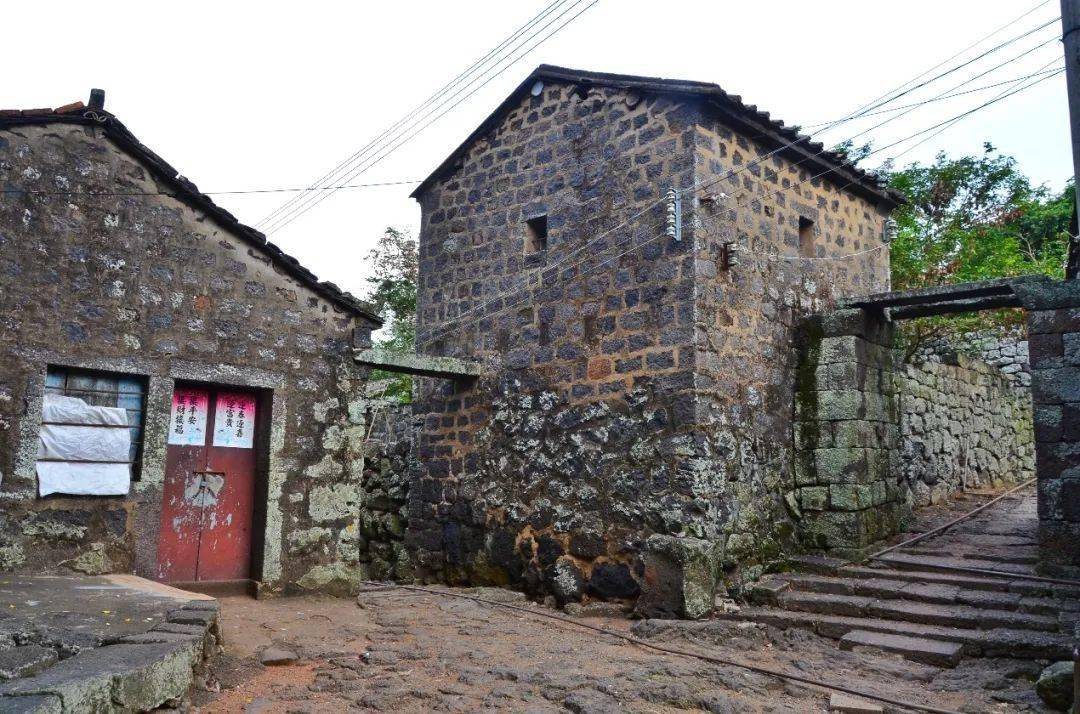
top-left (525, 215), bottom-right (548, 254)
top-left (798, 216), bottom-right (815, 258)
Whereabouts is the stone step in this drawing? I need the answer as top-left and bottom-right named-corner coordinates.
top-left (867, 599), bottom-right (1061, 632)
top-left (875, 552), bottom-right (1036, 576)
top-left (836, 565), bottom-right (1014, 593)
top-left (787, 554), bottom-right (848, 576)
top-left (838, 629), bottom-right (963, 668)
top-left (777, 574), bottom-right (1080, 617)
top-left (777, 591), bottom-right (1063, 632)
top-left (778, 591), bottom-right (873, 618)
top-left (715, 607), bottom-right (1075, 660)
top-left (899, 546), bottom-right (1038, 566)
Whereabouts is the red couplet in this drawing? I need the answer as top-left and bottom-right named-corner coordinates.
top-left (157, 386), bottom-right (258, 582)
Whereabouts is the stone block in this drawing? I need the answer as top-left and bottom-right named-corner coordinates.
top-left (829, 484), bottom-right (874, 511)
top-left (1039, 521), bottom-right (1080, 573)
top-left (1035, 441), bottom-right (1080, 480)
top-left (1035, 660), bottom-right (1075, 711)
top-left (794, 420), bottom-right (831, 450)
top-left (636, 535), bottom-right (721, 619)
top-left (1032, 367), bottom-right (1080, 405)
top-left (1034, 404), bottom-right (1063, 443)
top-left (0, 642), bottom-right (198, 713)
top-left (0, 646), bottom-right (58, 680)
top-left (814, 448), bottom-right (870, 485)
top-left (1029, 332), bottom-right (1064, 368)
top-left (799, 510), bottom-right (869, 551)
top-left (1065, 332), bottom-right (1080, 365)
top-left (832, 421), bottom-right (877, 448)
top-left (816, 390), bottom-right (865, 421)
top-left (816, 336), bottom-right (863, 365)
top-left (798, 486), bottom-right (829, 511)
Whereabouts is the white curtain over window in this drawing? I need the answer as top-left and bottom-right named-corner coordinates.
top-left (36, 394), bottom-right (131, 496)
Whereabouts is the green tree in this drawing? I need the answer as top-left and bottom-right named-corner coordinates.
top-left (364, 227), bottom-right (418, 401)
top-left (879, 144), bottom-right (1072, 357)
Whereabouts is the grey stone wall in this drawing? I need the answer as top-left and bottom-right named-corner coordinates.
top-left (0, 120), bottom-right (383, 593)
top-left (411, 77), bottom-right (893, 602)
top-left (898, 352), bottom-right (1034, 507)
top-left (915, 329), bottom-right (1030, 387)
top-left (411, 81), bottom-right (700, 602)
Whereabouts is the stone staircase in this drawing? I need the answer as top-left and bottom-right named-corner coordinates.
top-left (717, 492), bottom-right (1080, 668)
top-left (721, 554), bottom-right (1080, 667)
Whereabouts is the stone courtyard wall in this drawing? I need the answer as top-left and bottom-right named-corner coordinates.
top-left (898, 352), bottom-right (1035, 507)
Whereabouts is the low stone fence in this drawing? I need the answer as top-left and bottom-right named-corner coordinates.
top-left (898, 351), bottom-right (1035, 507)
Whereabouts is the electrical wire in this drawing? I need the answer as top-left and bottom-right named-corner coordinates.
top-left (254, 0), bottom-right (574, 229)
top-left (799, 65), bottom-right (1065, 128)
top-left (814, 0), bottom-right (1051, 135)
top-left (815, 12), bottom-right (1061, 137)
top-left (2, 178), bottom-right (420, 198)
top-left (261, 0), bottom-right (597, 235)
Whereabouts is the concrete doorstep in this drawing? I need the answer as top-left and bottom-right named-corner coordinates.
top-left (0, 577), bottom-right (221, 713)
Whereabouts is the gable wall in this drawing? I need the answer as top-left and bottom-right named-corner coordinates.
top-left (0, 122), bottom-right (380, 592)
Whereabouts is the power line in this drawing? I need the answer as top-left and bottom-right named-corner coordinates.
top-left (884, 61), bottom-right (1065, 163)
top-left (2, 178), bottom-right (420, 199)
top-left (800, 65), bottom-right (1064, 130)
top-left (867, 65), bottom-right (1063, 160)
top-left (261, 0), bottom-right (597, 235)
top-left (255, 0), bottom-right (574, 229)
top-left (816, 0), bottom-right (1051, 136)
top-left (815, 11), bottom-right (1061, 137)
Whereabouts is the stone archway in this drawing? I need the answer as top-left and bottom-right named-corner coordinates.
top-left (795, 275), bottom-right (1080, 577)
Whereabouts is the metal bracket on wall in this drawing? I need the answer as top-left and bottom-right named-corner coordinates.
top-left (665, 188), bottom-right (682, 242)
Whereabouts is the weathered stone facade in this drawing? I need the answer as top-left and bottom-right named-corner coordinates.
top-left (0, 105), bottom-right (386, 593)
top-left (898, 351), bottom-right (1034, 506)
top-left (407, 66), bottom-right (897, 601)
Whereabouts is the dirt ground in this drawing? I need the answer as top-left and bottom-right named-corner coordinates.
top-left (192, 583), bottom-right (1050, 713)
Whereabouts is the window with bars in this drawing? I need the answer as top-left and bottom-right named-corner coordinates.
top-left (42, 366), bottom-right (147, 480)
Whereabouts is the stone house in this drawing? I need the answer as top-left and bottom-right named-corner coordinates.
top-left (0, 93), bottom-right (394, 594)
top-left (406, 65), bottom-right (909, 606)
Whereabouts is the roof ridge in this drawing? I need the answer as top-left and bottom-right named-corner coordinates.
top-left (411, 64), bottom-right (902, 207)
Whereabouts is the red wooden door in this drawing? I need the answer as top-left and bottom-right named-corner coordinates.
top-left (157, 386), bottom-right (259, 582)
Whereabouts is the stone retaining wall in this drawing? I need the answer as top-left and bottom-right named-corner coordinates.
top-left (898, 353), bottom-right (1034, 507)
top-left (915, 329), bottom-right (1030, 387)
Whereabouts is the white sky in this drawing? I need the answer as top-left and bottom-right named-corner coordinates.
top-left (4, 0), bottom-right (1070, 299)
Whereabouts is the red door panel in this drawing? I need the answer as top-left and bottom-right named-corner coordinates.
top-left (157, 386), bottom-right (259, 583)
top-left (157, 438), bottom-right (206, 582)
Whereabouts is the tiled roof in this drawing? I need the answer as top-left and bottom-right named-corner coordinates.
top-left (1, 100), bottom-right (383, 325)
top-left (412, 65), bottom-right (905, 208)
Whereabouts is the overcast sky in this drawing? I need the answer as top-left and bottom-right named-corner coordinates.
top-left (4, 1), bottom-right (1070, 299)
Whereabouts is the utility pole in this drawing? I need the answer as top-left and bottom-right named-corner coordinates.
top-left (1063, 0), bottom-right (1080, 278)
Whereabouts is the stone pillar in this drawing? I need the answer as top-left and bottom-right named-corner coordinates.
top-left (1028, 302), bottom-right (1080, 578)
top-left (792, 308), bottom-right (902, 558)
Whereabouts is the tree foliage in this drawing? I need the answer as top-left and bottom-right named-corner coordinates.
top-left (879, 144), bottom-right (1072, 357)
top-left (364, 227), bottom-right (418, 401)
